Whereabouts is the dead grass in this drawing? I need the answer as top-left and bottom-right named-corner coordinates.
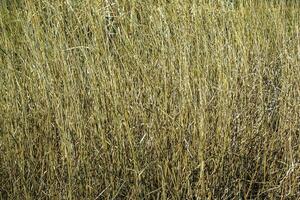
top-left (1, 0), bottom-right (300, 199)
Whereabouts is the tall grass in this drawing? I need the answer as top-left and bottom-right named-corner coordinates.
top-left (1, 0), bottom-right (300, 199)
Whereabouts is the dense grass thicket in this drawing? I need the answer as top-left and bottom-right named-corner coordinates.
top-left (1, 0), bottom-right (300, 199)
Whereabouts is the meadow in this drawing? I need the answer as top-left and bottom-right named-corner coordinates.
top-left (0, 0), bottom-right (300, 199)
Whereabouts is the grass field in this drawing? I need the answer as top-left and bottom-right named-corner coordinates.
top-left (1, 0), bottom-right (300, 199)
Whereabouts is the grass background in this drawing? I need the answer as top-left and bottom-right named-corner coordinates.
top-left (1, 0), bottom-right (300, 199)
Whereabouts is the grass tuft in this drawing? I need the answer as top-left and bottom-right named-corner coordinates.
top-left (1, 0), bottom-right (300, 199)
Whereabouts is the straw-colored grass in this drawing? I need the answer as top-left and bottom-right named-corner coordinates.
top-left (1, 0), bottom-right (300, 199)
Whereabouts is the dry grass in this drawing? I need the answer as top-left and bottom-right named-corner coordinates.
top-left (1, 0), bottom-right (300, 199)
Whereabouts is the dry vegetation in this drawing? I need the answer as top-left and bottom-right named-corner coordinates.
top-left (1, 0), bottom-right (300, 199)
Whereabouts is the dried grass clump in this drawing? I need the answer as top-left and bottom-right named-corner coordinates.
top-left (1, 0), bottom-right (300, 199)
